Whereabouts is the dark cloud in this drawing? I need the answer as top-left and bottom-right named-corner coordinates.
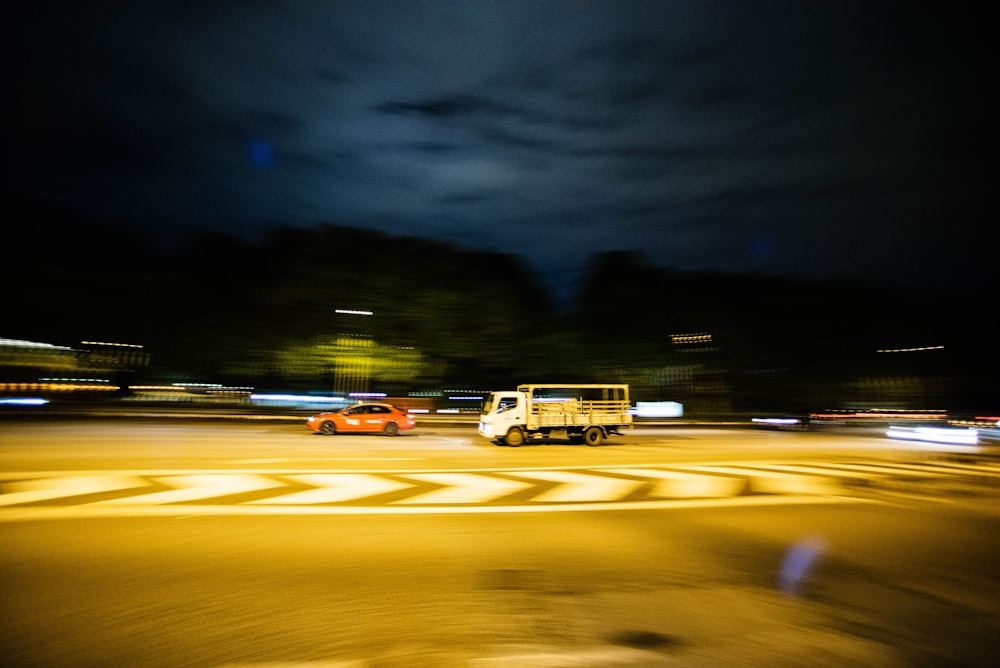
top-left (8, 1), bottom-right (991, 300)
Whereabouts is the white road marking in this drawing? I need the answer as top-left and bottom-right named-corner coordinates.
top-left (89, 474), bottom-right (282, 505)
top-left (424, 437), bottom-right (478, 448)
top-left (249, 474), bottom-right (413, 504)
top-left (759, 464), bottom-right (865, 476)
top-left (0, 494), bottom-right (876, 521)
top-left (232, 458), bottom-right (422, 463)
top-left (1, 458), bottom-right (988, 520)
top-left (839, 461), bottom-right (1000, 478)
top-left (602, 468), bottom-right (745, 498)
top-left (910, 461), bottom-right (1000, 476)
top-left (0, 474), bottom-right (149, 506)
top-left (471, 645), bottom-right (668, 667)
top-left (684, 465), bottom-right (845, 495)
top-left (393, 473), bottom-right (534, 504)
top-left (514, 470), bottom-right (644, 503)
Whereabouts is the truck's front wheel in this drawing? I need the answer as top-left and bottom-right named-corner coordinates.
top-left (583, 426), bottom-right (604, 446)
top-left (504, 427), bottom-right (526, 447)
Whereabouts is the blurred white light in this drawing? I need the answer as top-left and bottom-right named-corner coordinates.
top-left (752, 417), bottom-right (800, 425)
top-left (635, 401), bottom-right (684, 418)
top-left (0, 338), bottom-right (71, 350)
top-left (886, 426), bottom-right (979, 445)
top-left (0, 397), bottom-right (49, 405)
top-left (250, 394), bottom-right (345, 404)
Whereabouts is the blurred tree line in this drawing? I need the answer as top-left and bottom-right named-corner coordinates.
top-left (4, 203), bottom-right (994, 415)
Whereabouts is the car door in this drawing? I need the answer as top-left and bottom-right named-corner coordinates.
top-left (339, 405), bottom-right (369, 432)
top-left (364, 405), bottom-right (391, 431)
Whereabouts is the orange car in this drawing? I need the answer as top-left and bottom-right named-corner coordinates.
top-left (306, 402), bottom-right (416, 436)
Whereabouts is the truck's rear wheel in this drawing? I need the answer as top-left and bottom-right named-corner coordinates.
top-left (505, 427), bottom-right (525, 447)
top-left (583, 426), bottom-right (604, 446)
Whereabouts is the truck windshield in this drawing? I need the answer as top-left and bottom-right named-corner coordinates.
top-left (481, 393), bottom-right (518, 414)
top-left (497, 396), bottom-right (518, 412)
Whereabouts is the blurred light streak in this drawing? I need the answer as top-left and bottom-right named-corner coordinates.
top-left (0, 397), bottom-right (49, 405)
top-left (80, 341), bottom-right (143, 348)
top-left (811, 410), bottom-right (948, 420)
top-left (671, 333), bottom-right (712, 344)
top-left (634, 401), bottom-right (684, 418)
top-left (0, 338), bottom-right (71, 350)
top-left (249, 393), bottom-right (345, 404)
top-left (886, 425), bottom-right (979, 445)
top-left (752, 417), bottom-right (801, 426)
top-left (0, 382), bottom-right (118, 392)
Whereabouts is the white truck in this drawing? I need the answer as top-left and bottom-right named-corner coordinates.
top-left (478, 383), bottom-right (632, 446)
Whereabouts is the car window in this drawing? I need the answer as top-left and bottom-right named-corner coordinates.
top-left (370, 405), bottom-right (389, 414)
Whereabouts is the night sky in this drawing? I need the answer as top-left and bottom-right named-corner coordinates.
top-left (10, 2), bottom-right (992, 299)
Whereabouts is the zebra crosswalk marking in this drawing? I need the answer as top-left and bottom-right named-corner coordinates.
top-left (683, 466), bottom-right (845, 495)
top-left (0, 474), bottom-right (149, 506)
top-left (0, 460), bottom-right (993, 515)
top-left (601, 468), bottom-right (745, 498)
top-left (802, 462), bottom-right (954, 477)
top-left (89, 474), bottom-right (282, 505)
top-left (393, 473), bottom-right (533, 504)
top-left (249, 474), bottom-right (413, 505)
top-left (511, 470), bottom-right (645, 503)
top-left (916, 460), bottom-right (1000, 473)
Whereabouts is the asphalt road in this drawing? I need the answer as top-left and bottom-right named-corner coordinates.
top-left (2, 417), bottom-right (999, 667)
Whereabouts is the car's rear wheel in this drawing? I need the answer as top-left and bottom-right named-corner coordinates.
top-left (319, 421), bottom-right (337, 436)
top-left (383, 422), bottom-right (399, 436)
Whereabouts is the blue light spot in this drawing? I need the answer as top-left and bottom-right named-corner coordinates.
top-left (751, 233), bottom-right (776, 261)
top-left (247, 139), bottom-right (276, 169)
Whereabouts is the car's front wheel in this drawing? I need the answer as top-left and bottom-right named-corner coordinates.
top-left (319, 421), bottom-right (337, 436)
top-left (383, 422), bottom-right (400, 436)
